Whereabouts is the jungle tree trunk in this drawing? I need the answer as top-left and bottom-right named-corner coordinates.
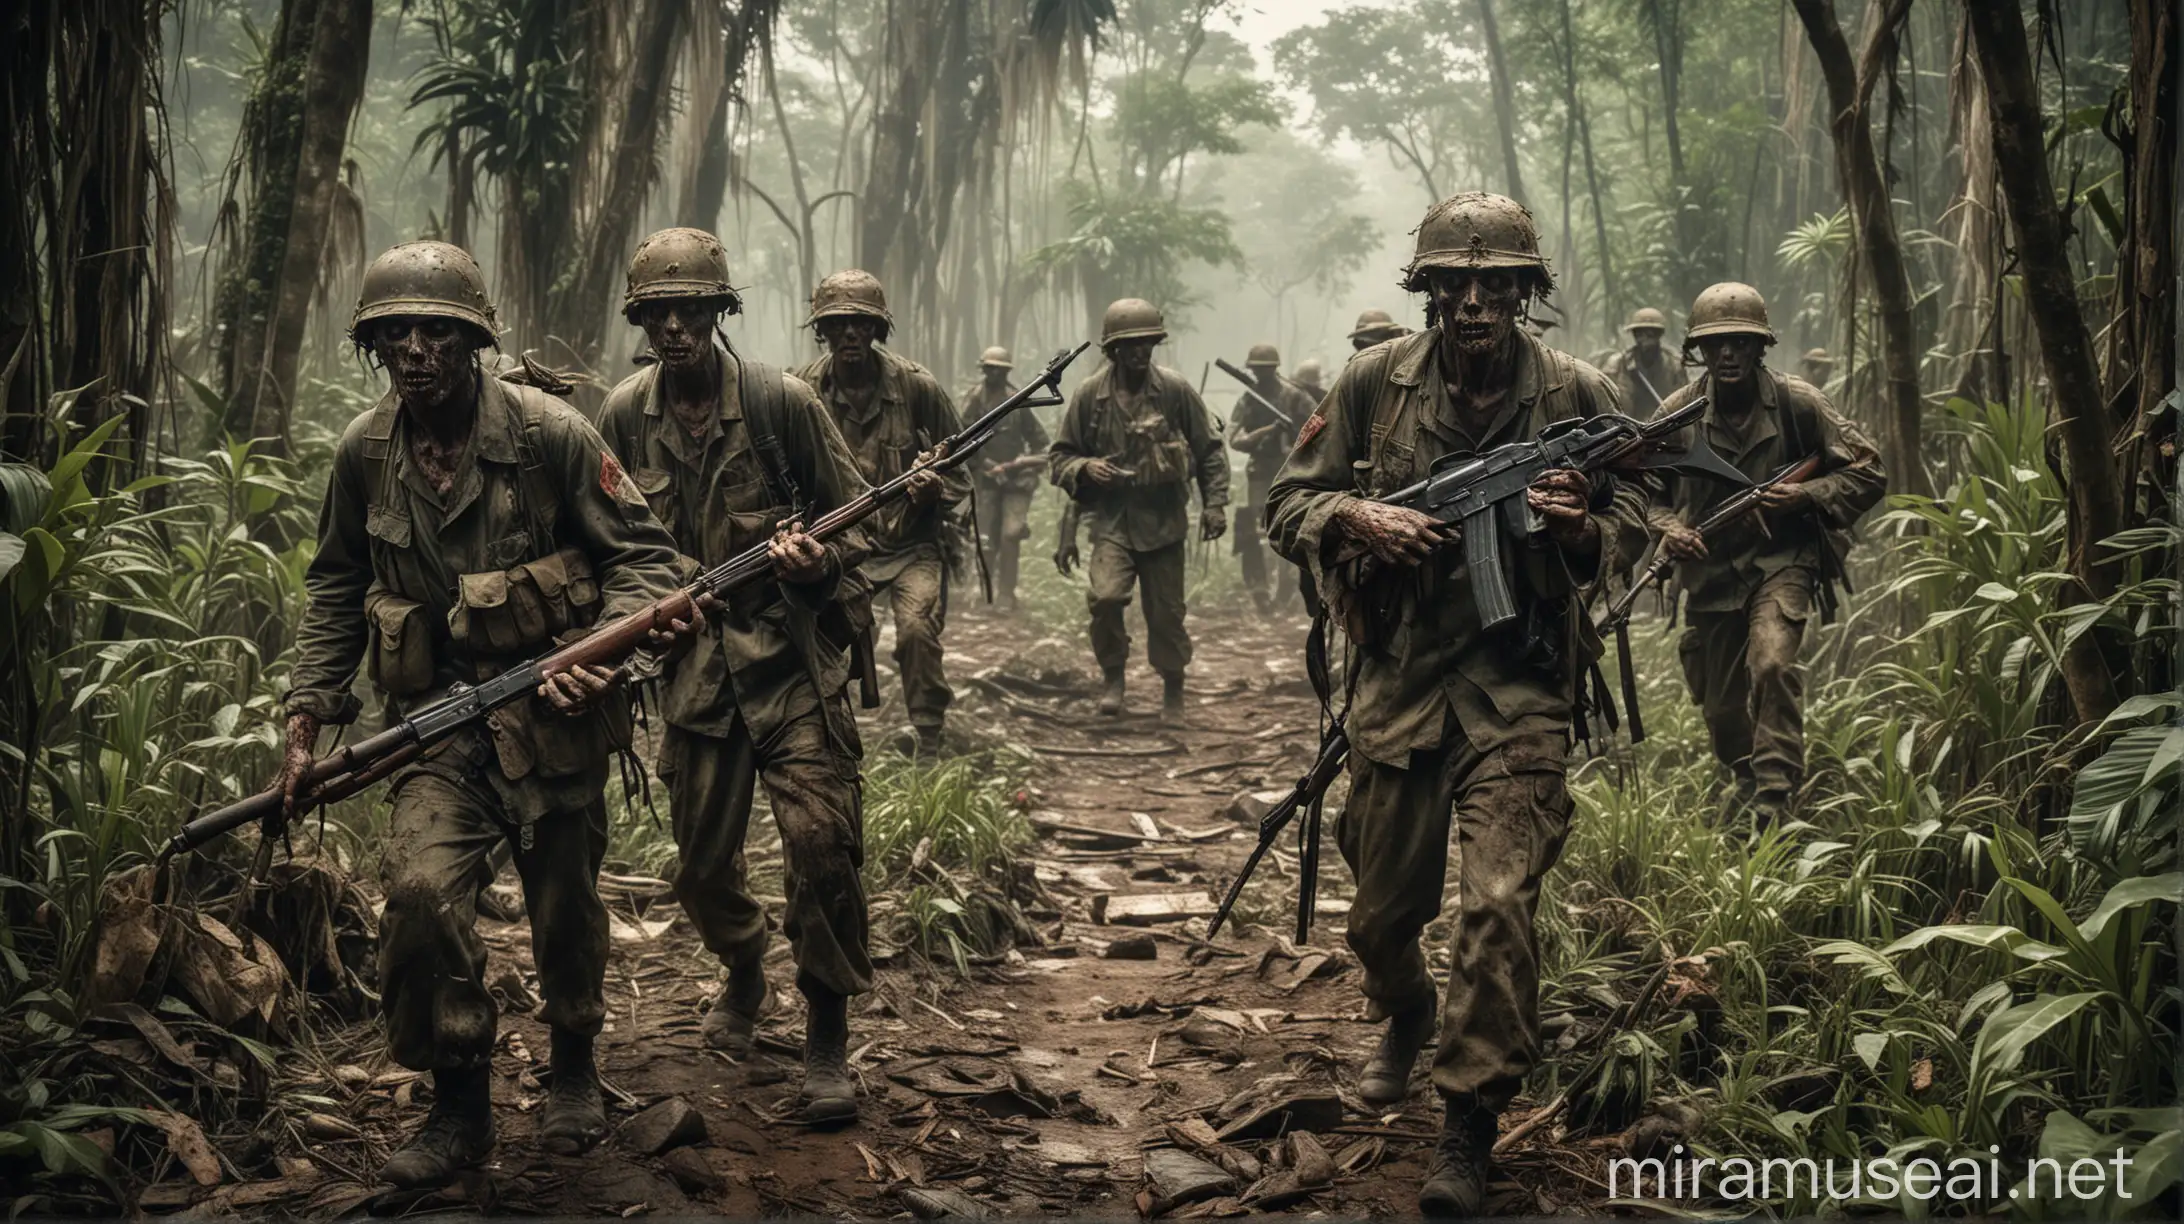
top-left (211, 0), bottom-right (372, 452)
top-left (1790, 0), bottom-right (1930, 499)
top-left (1472, 0), bottom-right (1528, 208)
top-left (543, 0), bottom-right (688, 374)
top-left (2117, 0), bottom-right (2176, 510)
top-left (860, 7), bottom-right (936, 285)
top-left (1966, 0), bottom-right (2125, 724)
top-left (1557, 0), bottom-right (1617, 316)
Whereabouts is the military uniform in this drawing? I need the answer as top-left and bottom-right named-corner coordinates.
top-left (1647, 365), bottom-right (1884, 811)
top-left (599, 346), bottom-right (875, 1000)
top-left (795, 344), bottom-right (967, 737)
top-left (1267, 327), bottom-right (1645, 1108)
top-left (1231, 348), bottom-right (1318, 607)
top-left (965, 352), bottom-right (1050, 608)
top-left (287, 366), bottom-right (682, 1073)
top-left (1049, 358), bottom-right (1228, 679)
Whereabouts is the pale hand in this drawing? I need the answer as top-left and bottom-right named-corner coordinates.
top-left (1083, 459), bottom-right (1125, 487)
top-left (1334, 499), bottom-right (1450, 567)
top-left (770, 529), bottom-right (828, 583)
top-left (906, 466), bottom-right (944, 507)
top-left (645, 591), bottom-right (716, 649)
top-left (1760, 482), bottom-right (1813, 513)
top-left (539, 664), bottom-right (621, 715)
top-left (1661, 524), bottom-right (1708, 561)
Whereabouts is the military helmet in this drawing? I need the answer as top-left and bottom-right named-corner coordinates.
top-left (978, 345), bottom-right (1013, 369)
top-left (1294, 357), bottom-right (1326, 386)
top-left (1802, 346), bottom-right (1833, 365)
top-left (623, 228), bottom-right (737, 318)
top-left (1624, 306), bottom-right (1669, 334)
top-left (1246, 343), bottom-right (1280, 368)
top-left (806, 269), bottom-right (893, 327)
top-left (1402, 191), bottom-right (1553, 291)
top-left (1348, 309), bottom-right (1405, 343)
top-left (1100, 298), bottom-right (1167, 346)
top-left (1684, 282), bottom-right (1777, 345)
top-left (351, 240), bottom-right (497, 342)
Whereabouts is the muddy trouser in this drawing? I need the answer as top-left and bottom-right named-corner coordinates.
top-left (656, 707), bottom-right (873, 997)
top-left (976, 480), bottom-right (1034, 606)
top-left (1336, 727), bottom-right (1571, 1111)
top-left (377, 762), bottom-right (609, 1072)
top-left (1087, 538), bottom-right (1191, 675)
top-left (872, 549), bottom-right (953, 731)
top-left (1679, 566), bottom-right (1813, 803)
top-left (1233, 468), bottom-right (1286, 601)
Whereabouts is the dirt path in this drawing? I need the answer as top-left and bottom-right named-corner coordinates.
top-left (198, 603), bottom-right (1617, 1219)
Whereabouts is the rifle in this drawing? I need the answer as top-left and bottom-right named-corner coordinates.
top-left (1599, 453), bottom-right (1824, 632)
top-left (160, 341), bottom-right (1092, 864)
top-left (1207, 398), bottom-right (1751, 934)
top-left (1341, 395), bottom-right (1749, 632)
top-left (1212, 358), bottom-right (1295, 427)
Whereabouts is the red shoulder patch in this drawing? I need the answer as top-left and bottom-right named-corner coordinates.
top-left (599, 452), bottom-right (645, 506)
top-left (1293, 410), bottom-right (1328, 451)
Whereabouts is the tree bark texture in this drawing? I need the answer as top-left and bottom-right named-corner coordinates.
top-left (1965, 0), bottom-right (2124, 724)
top-left (1472, 0), bottom-right (1528, 208)
top-left (1790, 0), bottom-right (1930, 500)
top-left (212, 0), bottom-right (373, 451)
top-left (2116, 0), bottom-right (2176, 501)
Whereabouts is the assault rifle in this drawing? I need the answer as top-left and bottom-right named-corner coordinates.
top-left (1206, 398), bottom-right (1750, 939)
top-left (1338, 395), bottom-right (1747, 631)
top-left (159, 342), bottom-right (1093, 864)
top-left (1213, 358), bottom-right (1295, 427)
top-left (1598, 452), bottom-right (1824, 632)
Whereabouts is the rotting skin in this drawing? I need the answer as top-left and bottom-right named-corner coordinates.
top-left (1661, 332), bottom-right (1813, 563)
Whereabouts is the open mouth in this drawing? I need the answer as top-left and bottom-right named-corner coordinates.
top-left (1456, 321), bottom-right (1495, 343)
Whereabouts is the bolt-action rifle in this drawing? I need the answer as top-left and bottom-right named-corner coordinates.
top-left (1213, 358), bottom-right (1296, 431)
top-left (159, 342), bottom-right (1093, 864)
top-left (1206, 397), bottom-right (1749, 940)
top-left (1599, 452), bottom-right (1824, 632)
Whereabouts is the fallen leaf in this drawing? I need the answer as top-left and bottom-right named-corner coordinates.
top-left (147, 1112), bottom-right (222, 1187)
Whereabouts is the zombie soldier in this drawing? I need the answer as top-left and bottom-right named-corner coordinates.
top-left (1293, 357), bottom-right (1329, 402)
top-left (1348, 307), bottom-right (1411, 353)
top-left (279, 242), bottom-right (682, 1186)
top-left (1800, 346), bottom-right (1836, 389)
top-left (1230, 344), bottom-right (1318, 614)
top-left (1049, 299), bottom-right (1229, 724)
top-left (1601, 306), bottom-right (1685, 418)
top-left (1266, 193), bottom-right (1648, 1217)
top-left (965, 346), bottom-right (1051, 611)
top-left (795, 271), bottom-right (966, 756)
top-left (1649, 284), bottom-right (1885, 826)
top-left (597, 229), bottom-right (876, 1124)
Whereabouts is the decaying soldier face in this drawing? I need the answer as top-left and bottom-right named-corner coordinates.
top-left (1698, 334), bottom-right (1767, 391)
top-left (635, 300), bottom-right (722, 373)
top-left (1427, 269), bottom-right (1525, 359)
top-left (982, 363), bottom-right (1010, 390)
top-left (1631, 328), bottom-right (1664, 360)
top-left (1106, 338), bottom-right (1156, 378)
top-left (370, 316), bottom-right (482, 413)
top-left (818, 314), bottom-right (883, 368)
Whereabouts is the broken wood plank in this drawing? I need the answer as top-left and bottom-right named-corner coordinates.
top-left (1092, 892), bottom-right (1218, 926)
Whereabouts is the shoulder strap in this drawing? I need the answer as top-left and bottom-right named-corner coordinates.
top-left (737, 357), bottom-right (803, 512)
top-left (508, 388), bottom-right (559, 555)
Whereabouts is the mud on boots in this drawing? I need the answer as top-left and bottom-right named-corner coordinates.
top-left (799, 985), bottom-right (858, 1125)
top-left (702, 947), bottom-right (769, 1058)
top-left (380, 1064), bottom-right (495, 1189)
top-left (539, 1028), bottom-right (607, 1155)
top-left (1418, 1094), bottom-right (1501, 1217)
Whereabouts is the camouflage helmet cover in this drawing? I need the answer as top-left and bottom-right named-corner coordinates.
top-left (1246, 343), bottom-right (1280, 367)
top-left (624, 227), bottom-right (738, 317)
top-left (978, 345), bottom-right (1014, 369)
top-left (806, 269), bottom-right (893, 326)
top-left (1624, 306), bottom-right (1669, 333)
top-left (351, 240), bottom-right (498, 342)
top-left (1684, 281), bottom-right (1777, 344)
top-left (1100, 298), bottom-right (1167, 346)
top-left (1402, 191), bottom-right (1553, 291)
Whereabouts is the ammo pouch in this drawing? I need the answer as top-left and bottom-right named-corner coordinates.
top-left (364, 585), bottom-right (435, 698)
top-left (1125, 416), bottom-right (1191, 487)
top-left (449, 546), bottom-right (603, 656)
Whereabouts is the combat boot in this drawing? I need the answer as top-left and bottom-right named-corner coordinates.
top-left (701, 951), bottom-right (768, 1058)
top-left (1358, 1003), bottom-right (1435, 1107)
top-left (1159, 671), bottom-right (1186, 727)
top-left (1096, 667), bottom-right (1126, 717)
top-left (799, 987), bottom-right (858, 1124)
top-left (1417, 1094), bottom-right (1499, 1218)
top-left (379, 1065), bottom-right (495, 1188)
top-left (915, 723), bottom-right (945, 759)
top-left (538, 1029), bottom-right (607, 1155)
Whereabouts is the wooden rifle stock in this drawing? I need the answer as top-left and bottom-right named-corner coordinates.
top-left (1600, 453), bottom-right (1824, 631)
